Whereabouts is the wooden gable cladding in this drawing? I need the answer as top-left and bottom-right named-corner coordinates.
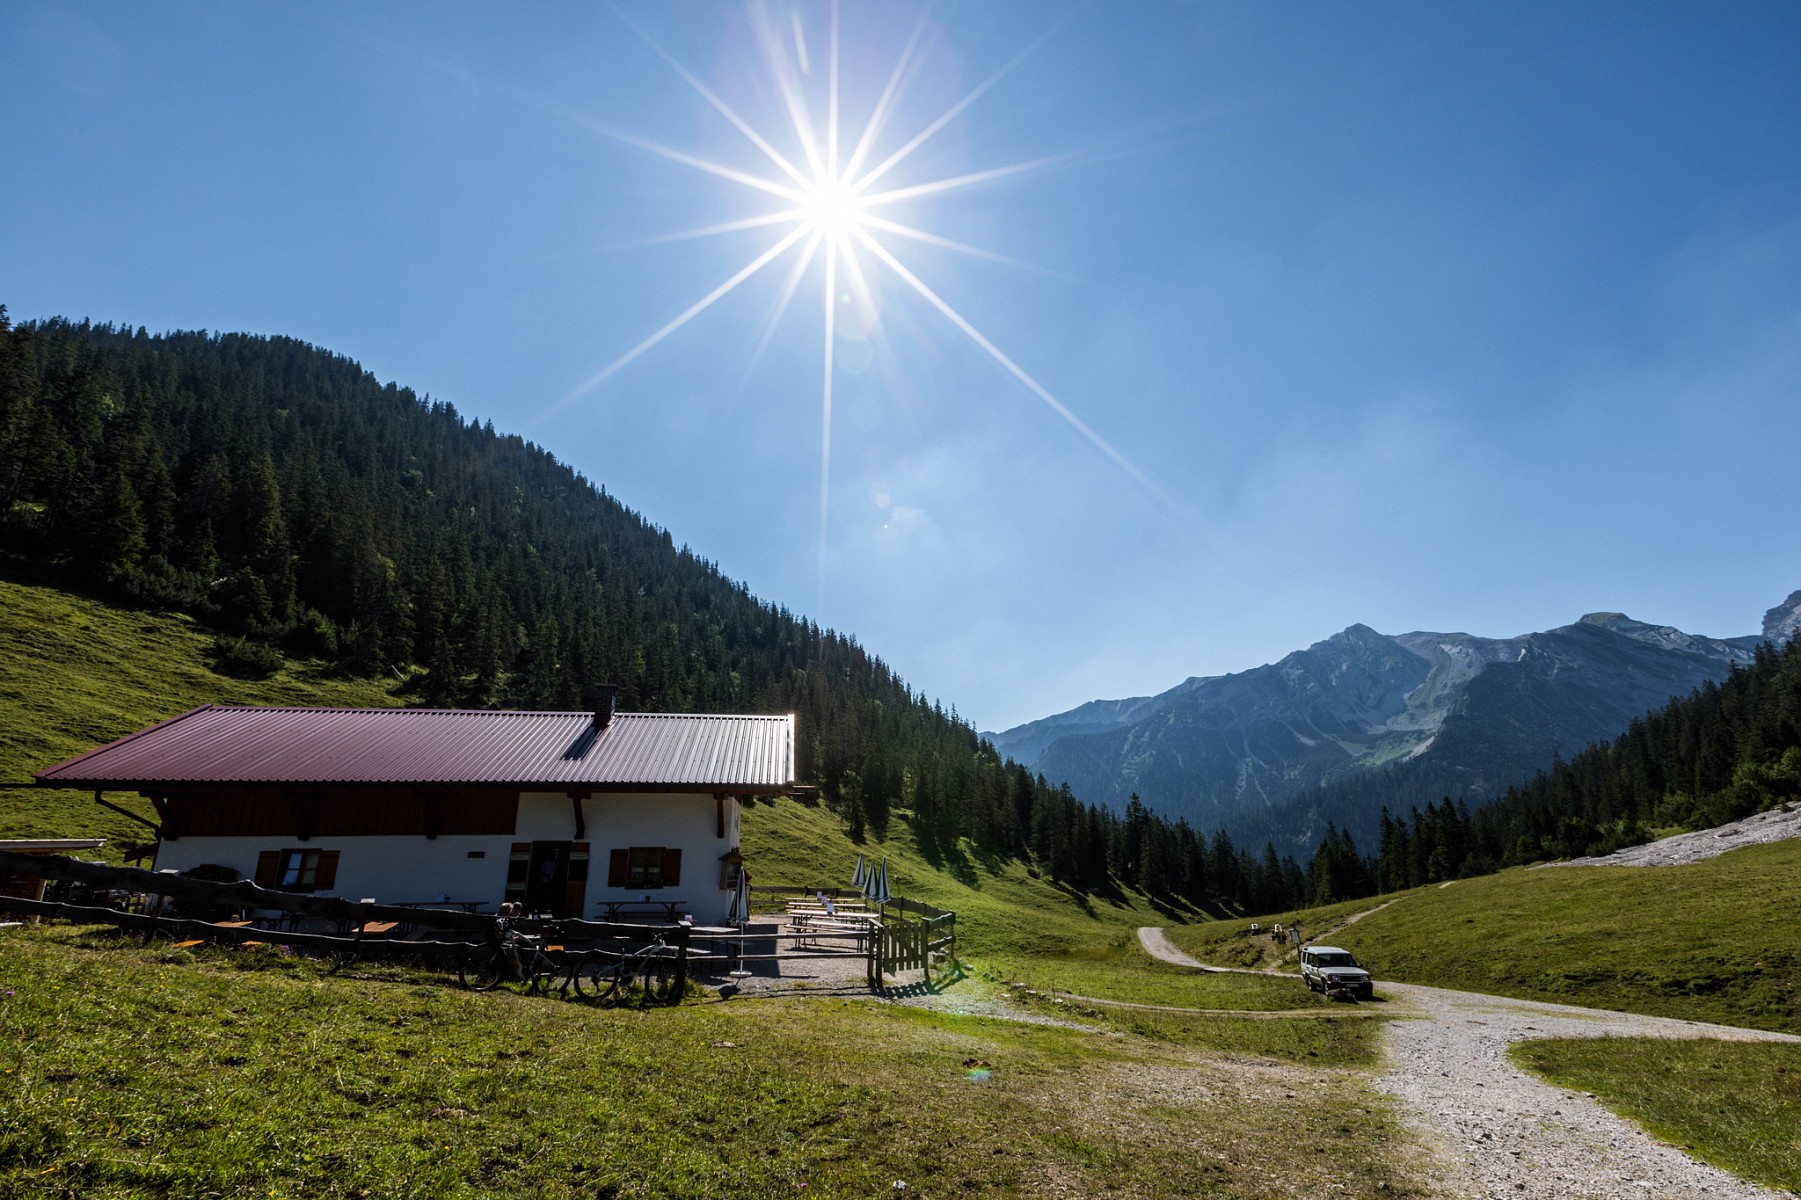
top-left (164, 788), bottom-right (519, 839)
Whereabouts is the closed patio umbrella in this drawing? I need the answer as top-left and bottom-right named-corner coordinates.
top-left (868, 857), bottom-right (891, 905)
top-left (726, 864), bottom-right (749, 925)
top-left (852, 854), bottom-right (866, 889)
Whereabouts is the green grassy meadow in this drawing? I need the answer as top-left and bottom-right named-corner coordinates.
top-left (1512, 1037), bottom-right (1801, 1194)
top-left (0, 926), bottom-right (1432, 1200)
top-left (0, 564), bottom-right (400, 848)
top-left (1169, 849), bottom-right (1801, 1035)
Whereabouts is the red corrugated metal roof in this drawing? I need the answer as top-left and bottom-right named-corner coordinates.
top-left (36, 706), bottom-right (796, 792)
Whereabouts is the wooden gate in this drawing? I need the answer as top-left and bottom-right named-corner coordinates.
top-left (866, 896), bottom-right (956, 986)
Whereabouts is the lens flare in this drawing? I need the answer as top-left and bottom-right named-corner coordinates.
top-left (555, 2), bottom-right (1182, 615)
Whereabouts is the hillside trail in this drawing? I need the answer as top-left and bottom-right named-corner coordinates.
top-left (1140, 926), bottom-right (1801, 1199)
top-left (1136, 899), bottom-right (1403, 978)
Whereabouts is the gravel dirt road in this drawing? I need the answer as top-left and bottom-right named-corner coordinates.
top-left (1138, 927), bottom-right (1801, 1199)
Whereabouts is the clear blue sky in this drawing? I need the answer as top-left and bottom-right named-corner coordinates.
top-left (5, 2), bottom-right (1800, 731)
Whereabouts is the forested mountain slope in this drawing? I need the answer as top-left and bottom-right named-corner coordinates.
top-left (0, 311), bottom-right (973, 834)
top-left (0, 309), bottom-right (1335, 910)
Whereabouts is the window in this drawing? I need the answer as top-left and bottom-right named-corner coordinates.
top-left (254, 848), bottom-right (340, 892)
top-left (627, 847), bottom-right (663, 888)
top-left (281, 850), bottom-right (324, 888)
top-left (607, 847), bottom-right (681, 889)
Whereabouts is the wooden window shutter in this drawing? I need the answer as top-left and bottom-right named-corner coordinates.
top-left (564, 843), bottom-right (590, 918)
top-left (314, 851), bottom-right (340, 890)
top-left (254, 850), bottom-right (280, 888)
top-left (608, 848), bottom-right (629, 888)
top-left (661, 848), bottom-right (681, 887)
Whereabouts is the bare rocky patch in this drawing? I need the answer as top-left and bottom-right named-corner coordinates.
top-left (1542, 805), bottom-right (1801, 869)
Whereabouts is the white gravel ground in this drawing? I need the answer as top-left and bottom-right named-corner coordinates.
top-left (1376, 982), bottom-right (1798, 1199)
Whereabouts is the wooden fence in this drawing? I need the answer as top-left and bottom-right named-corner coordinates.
top-left (867, 896), bottom-right (956, 987)
top-left (2, 851), bottom-right (956, 995)
top-left (0, 849), bottom-right (692, 994)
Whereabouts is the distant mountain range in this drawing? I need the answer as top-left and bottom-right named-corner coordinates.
top-left (987, 592), bottom-right (1801, 849)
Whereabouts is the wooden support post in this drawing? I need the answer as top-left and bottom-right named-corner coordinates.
top-left (672, 922), bottom-right (691, 1000)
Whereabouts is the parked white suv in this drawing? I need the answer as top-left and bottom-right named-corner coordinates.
top-left (1299, 945), bottom-right (1373, 999)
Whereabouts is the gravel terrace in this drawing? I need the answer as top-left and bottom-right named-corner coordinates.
top-left (1139, 927), bottom-right (1801, 1199)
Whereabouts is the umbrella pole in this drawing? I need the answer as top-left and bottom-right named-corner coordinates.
top-left (729, 920), bottom-right (749, 978)
top-left (728, 872), bottom-right (751, 979)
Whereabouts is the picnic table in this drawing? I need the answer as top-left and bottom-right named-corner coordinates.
top-left (787, 905), bottom-right (881, 949)
top-left (598, 899), bottom-right (688, 921)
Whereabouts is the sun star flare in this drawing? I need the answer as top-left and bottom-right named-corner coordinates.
top-left (554, 2), bottom-right (1181, 614)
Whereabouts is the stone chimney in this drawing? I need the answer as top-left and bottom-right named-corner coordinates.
top-left (592, 685), bottom-right (619, 729)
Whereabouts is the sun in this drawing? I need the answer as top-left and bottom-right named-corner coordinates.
top-left (546, 3), bottom-right (1181, 611)
top-left (800, 177), bottom-right (866, 240)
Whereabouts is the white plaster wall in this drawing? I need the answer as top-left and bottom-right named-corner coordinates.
top-left (554, 791), bottom-right (741, 924)
top-left (151, 790), bottom-right (746, 922)
top-left (152, 834), bottom-right (511, 906)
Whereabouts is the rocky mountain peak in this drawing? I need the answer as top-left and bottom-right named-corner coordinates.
top-left (991, 589), bottom-right (1794, 849)
top-left (1571, 611), bottom-right (1744, 656)
top-left (1764, 591), bottom-right (1801, 644)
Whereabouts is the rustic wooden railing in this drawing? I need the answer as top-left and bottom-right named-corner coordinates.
top-left (0, 849), bottom-right (691, 995)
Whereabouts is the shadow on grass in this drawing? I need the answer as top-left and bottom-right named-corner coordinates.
top-left (909, 821), bottom-right (982, 888)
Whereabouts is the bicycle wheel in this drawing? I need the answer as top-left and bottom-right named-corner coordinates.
top-left (527, 950), bottom-right (568, 996)
top-left (637, 948), bottom-right (677, 1006)
top-left (459, 947), bottom-right (508, 992)
top-left (571, 950), bottom-right (630, 1002)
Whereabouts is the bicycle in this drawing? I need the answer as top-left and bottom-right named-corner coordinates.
top-left (458, 922), bottom-right (567, 995)
top-left (570, 933), bottom-right (680, 1005)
